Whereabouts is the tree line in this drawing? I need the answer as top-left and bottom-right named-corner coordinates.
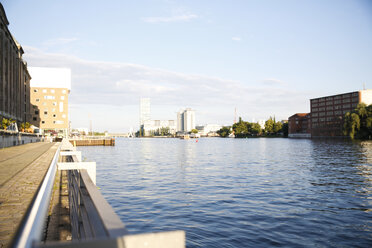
top-left (217, 117), bottom-right (288, 138)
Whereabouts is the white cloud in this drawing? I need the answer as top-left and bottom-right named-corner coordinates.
top-left (23, 46), bottom-right (315, 132)
top-left (232, 37), bottom-right (242, 42)
top-left (142, 14), bottom-right (198, 23)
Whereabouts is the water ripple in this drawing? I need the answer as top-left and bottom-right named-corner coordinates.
top-left (78, 138), bottom-right (372, 247)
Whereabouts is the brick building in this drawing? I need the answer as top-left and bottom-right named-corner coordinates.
top-left (0, 3), bottom-right (32, 125)
top-left (288, 113), bottom-right (311, 138)
top-left (310, 90), bottom-right (372, 137)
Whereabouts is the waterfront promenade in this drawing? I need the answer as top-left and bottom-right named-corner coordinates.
top-left (0, 142), bottom-right (57, 247)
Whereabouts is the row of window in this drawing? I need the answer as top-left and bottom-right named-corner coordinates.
top-left (311, 93), bottom-right (358, 103)
top-left (312, 104), bottom-right (353, 112)
top-left (312, 98), bottom-right (358, 107)
top-left (312, 109), bottom-right (349, 117)
top-left (35, 95), bottom-right (65, 101)
top-left (33, 89), bottom-right (67, 94)
top-left (32, 117), bottom-right (64, 125)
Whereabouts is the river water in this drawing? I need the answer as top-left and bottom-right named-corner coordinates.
top-left (78, 138), bottom-right (372, 247)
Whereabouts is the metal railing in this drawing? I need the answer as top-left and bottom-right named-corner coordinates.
top-left (11, 143), bottom-right (62, 248)
top-left (68, 168), bottom-right (127, 239)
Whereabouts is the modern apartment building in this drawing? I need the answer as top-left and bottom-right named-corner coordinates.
top-left (177, 108), bottom-right (195, 133)
top-left (310, 90), bottom-right (372, 137)
top-left (0, 4), bottom-right (32, 125)
top-left (29, 67), bottom-right (71, 137)
top-left (288, 113), bottom-right (311, 138)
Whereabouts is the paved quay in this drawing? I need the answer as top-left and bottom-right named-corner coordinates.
top-left (0, 142), bottom-right (58, 248)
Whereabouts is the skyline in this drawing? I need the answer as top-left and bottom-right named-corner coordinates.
top-left (2, 0), bottom-right (372, 132)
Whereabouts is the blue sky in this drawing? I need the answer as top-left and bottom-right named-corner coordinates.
top-left (2, 0), bottom-right (372, 132)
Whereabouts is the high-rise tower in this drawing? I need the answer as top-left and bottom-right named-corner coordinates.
top-left (140, 98), bottom-right (151, 126)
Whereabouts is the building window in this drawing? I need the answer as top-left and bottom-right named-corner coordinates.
top-left (44, 95), bottom-right (55, 100)
top-left (53, 114), bottom-right (57, 118)
top-left (51, 89), bottom-right (55, 93)
top-left (61, 96), bottom-right (65, 100)
top-left (43, 102), bottom-right (47, 106)
top-left (62, 90), bottom-right (66, 94)
top-left (41, 121), bottom-right (45, 124)
top-left (36, 99), bottom-right (40, 102)
top-left (62, 114), bottom-right (66, 118)
top-left (33, 117), bottom-right (37, 121)
top-left (59, 102), bottom-right (63, 112)
top-left (35, 110), bottom-right (39, 115)
top-left (44, 111), bottom-right (48, 115)
top-left (42, 89), bottom-right (47, 93)
top-left (52, 108), bottom-right (56, 112)
top-left (33, 89), bottom-right (38, 93)
top-left (53, 102), bottom-right (57, 106)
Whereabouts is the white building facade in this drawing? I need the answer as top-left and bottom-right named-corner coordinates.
top-left (196, 124), bottom-right (222, 136)
top-left (177, 108), bottom-right (195, 133)
top-left (143, 120), bottom-right (176, 136)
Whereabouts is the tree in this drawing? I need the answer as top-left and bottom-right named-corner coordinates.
top-left (282, 122), bottom-right (289, 137)
top-left (343, 103), bottom-right (372, 140)
top-left (191, 129), bottom-right (198, 134)
top-left (273, 121), bottom-right (282, 133)
top-left (251, 123), bottom-right (262, 135)
top-left (232, 117), bottom-right (249, 137)
top-left (217, 126), bottom-right (231, 138)
top-left (264, 117), bottom-right (275, 134)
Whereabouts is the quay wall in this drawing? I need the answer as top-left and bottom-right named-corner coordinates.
top-left (0, 130), bottom-right (43, 148)
top-left (69, 138), bottom-right (115, 146)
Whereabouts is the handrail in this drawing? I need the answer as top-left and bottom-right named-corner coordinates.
top-left (11, 142), bottom-right (62, 248)
top-left (66, 152), bottom-right (127, 239)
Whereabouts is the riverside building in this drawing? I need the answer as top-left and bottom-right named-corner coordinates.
top-left (0, 4), bottom-right (32, 125)
top-left (310, 90), bottom-right (372, 137)
top-left (29, 67), bottom-right (71, 137)
top-left (142, 120), bottom-right (176, 136)
top-left (288, 113), bottom-right (311, 138)
top-left (177, 108), bottom-right (195, 133)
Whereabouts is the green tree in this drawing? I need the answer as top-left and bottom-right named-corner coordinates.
top-left (232, 117), bottom-right (249, 137)
top-left (343, 103), bottom-right (372, 140)
top-left (217, 126), bottom-right (231, 138)
top-left (273, 121), bottom-right (283, 133)
top-left (191, 129), bottom-right (198, 134)
top-left (264, 117), bottom-right (275, 134)
top-left (251, 123), bottom-right (262, 135)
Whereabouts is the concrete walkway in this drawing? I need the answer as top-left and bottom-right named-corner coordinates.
top-left (0, 142), bottom-right (58, 248)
